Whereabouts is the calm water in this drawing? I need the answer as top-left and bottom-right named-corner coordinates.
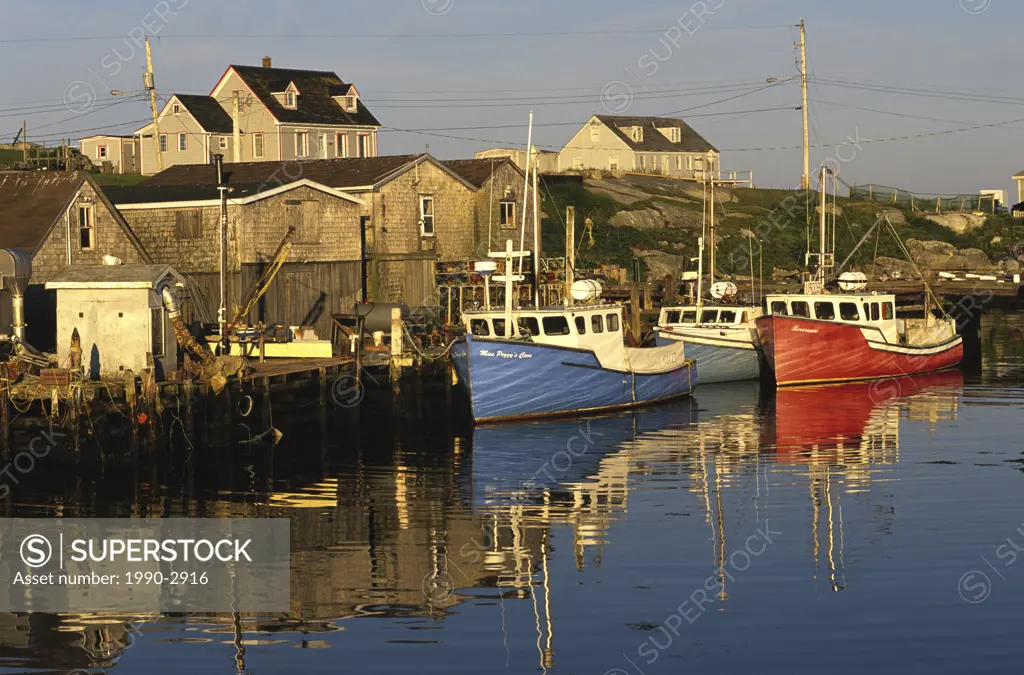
top-left (3, 313), bottom-right (1024, 674)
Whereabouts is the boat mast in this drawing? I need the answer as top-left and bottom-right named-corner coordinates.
top-left (708, 158), bottom-right (716, 287)
top-left (533, 165), bottom-right (541, 308)
top-left (818, 165), bottom-right (827, 282)
top-left (518, 112), bottom-right (534, 276)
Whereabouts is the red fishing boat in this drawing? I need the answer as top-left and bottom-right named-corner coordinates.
top-left (757, 167), bottom-right (962, 386)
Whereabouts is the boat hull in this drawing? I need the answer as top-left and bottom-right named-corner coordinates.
top-left (755, 315), bottom-right (963, 386)
top-left (450, 335), bottom-right (697, 423)
top-left (654, 328), bottom-right (760, 384)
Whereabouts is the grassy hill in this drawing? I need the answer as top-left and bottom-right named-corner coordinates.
top-left (539, 174), bottom-right (1022, 278)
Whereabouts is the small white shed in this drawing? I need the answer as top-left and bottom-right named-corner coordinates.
top-left (45, 265), bottom-right (185, 380)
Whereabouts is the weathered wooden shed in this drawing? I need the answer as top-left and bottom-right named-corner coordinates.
top-left (104, 179), bottom-right (367, 337)
top-left (45, 265), bottom-right (184, 380)
top-left (0, 171), bottom-right (152, 350)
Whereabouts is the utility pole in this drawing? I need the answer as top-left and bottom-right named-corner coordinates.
top-left (799, 19), bottom-right (810, 190)
top-left (145, 37), bottom-right (163, 173)
top-left (215, 154), bottom-right (229, 354)
top-left (232, 91), bottom-right (242, 163)
top-left (21, 121), bottom-right (26, 164)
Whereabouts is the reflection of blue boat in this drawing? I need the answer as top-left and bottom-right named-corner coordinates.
top-left (466, 402), bottom-right (698, 510)
top-left (451, 302), bottom-right (696, 423)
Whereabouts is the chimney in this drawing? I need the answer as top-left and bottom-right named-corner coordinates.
top-left (262, 56), bottom-right (272, 68)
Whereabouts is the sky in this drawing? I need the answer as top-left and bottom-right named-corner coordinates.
top-left (2, 0), bottom-right (1021, 196)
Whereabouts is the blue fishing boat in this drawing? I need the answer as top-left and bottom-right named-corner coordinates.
top-left (450, 240), bottom-right (695, 423)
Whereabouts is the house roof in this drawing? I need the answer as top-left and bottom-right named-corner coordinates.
top-left (0, 171), bottom-right (152, 260)
top-left (45, 264), bottom-right (184, 289)
top-left (227, 65), bottom-right (381, 127)
top-left (102, 178), bottom-right (365, 207)
top-left (442, 157), bottom-right (523, 188)
top-left (143, 154), bottom-right (477, 191)
top-left (594, 115), bottom-right (717, 153)
top-left (173, 94), bottom-right (234, 133)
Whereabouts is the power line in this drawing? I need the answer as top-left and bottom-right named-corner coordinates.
top-left (0, 25), bottom-right (793, 44)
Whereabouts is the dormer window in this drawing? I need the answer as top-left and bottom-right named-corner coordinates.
top-left (631, 126), bottom-right (643, 142)
top-left (667, 127), bottom-right (681, 142)
top-left (285, 91), bottom-right (296, 108)
top-left (345, 96), bottom-right (357, 111)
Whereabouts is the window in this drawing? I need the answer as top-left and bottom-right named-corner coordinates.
top-left (639, 155), bottom-right (646, 170)
top-left (336, 133), bottom-right (348, 158)
top-left (542, 316), bottom-right (570, 336)
top-left (863, 303), bottom-right (871, 320)
top-left (518, 317), bottom-right (540, 336)
top-left (253, 133), bottom-right (264, 158)
top-left (686, 156), bottom-right (695, 171)
top-left (177, 132), bottom-right (187, 152)
top-left (285, 91), bottom-right (296, 108)
top-left (492, 319), bottom-right (507, 337)
top-left (573, 157), bottom-right (584, 170)
top-left (295, 131), bottom-right (308, 157)
top-left (882, 302), bottom-right (894, 320)
top-left (151, 307), bottom-right (165, 357)
top-left (591, 314), bottom-right (604, 333)
top-left (470, 319), bottom-right (490, 336)
top-left (159, 134), bottom-right (167, 152)
top-left (674, 156), bottom-right (682, 171)
top-left (607, 313), bottom-right (620, 332)
top-left (420, 196), bottom-right (435, 236)
top-left (791, 301), bottom-right (810, 317)
top-left (590, 126), bottom-right (600, 142)
top-left (631, 126), bottom-right (643, 142)
top-left (97, 145), bottom-right (108, 159)
top-left (78, 205), bottom-right (94, 250)
top-left (840, 302), bottom-right (860, 321)
top-left (681, 310), bottom-right (697, 324)
top-left (499, 201), bottom-right (516, 227)
top-left (667, 127), bottom-right (681, 142)
top-left (358, 133), bottom-right (371, 157)
top-left (665, 311), bottom-right (681, 323)
top-left (719, 310), bottom-right (737, 323)
top-left (346, 96), bottom-right (356, 111)
top-left (575, 316), bottom-right (587, 334)
top-left (770, 301), bottom-right (788, 316)
top-left (609, 156), bottom-right (619, 171)
top-left (172, 103), bottom-right (180, 114)
top-left (871, 303), bottom-right (880, 321)
top-left (700, 310), bottom-right (719, 323)
top-left (174, 210), bottom-right (202, 239)
top-left (219, 136), bottom-right (228, 150)
top-left (814, 302), bottom-right (836, 320)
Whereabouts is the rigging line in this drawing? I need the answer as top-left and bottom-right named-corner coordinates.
top-left (0, 25), bottom-right (795, 44)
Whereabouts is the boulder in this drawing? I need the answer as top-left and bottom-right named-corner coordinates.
top-left (633, 248), bottom-right (684, 280)
top-left (876, 207), bottom-right (907, 226)
top-left (906, 239), bottom-right (956, 268)
top-left (873, 256), bottom-right (919, 280)
top-left (609, 208), bottom-right (666, 230)
top-left (815, 203), bottom-right (843, 217)
top-left (957, 248), bottom-right (992, 269)
top-left (649, 202), bottom-right (704, 229)
top-left (923, 213), bottom-right (986, 234)
top-left (584, 179), bottom-right (651, 205)
top-left (1000, 258), bottom-right (1020, 274)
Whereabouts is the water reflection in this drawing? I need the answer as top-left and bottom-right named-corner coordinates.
top-left (1, 319), bottom-right (1007, 673)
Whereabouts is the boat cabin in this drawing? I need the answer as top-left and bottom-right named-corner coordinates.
top-left (764, 293), bottom-right (901, 343)
top-left (464, 304), bottom-right (624, 350)
top-left (658, 305), bottom-right (755, 327)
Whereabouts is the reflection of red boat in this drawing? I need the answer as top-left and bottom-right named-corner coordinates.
top-left (764, 370), bottom-right (963, 458)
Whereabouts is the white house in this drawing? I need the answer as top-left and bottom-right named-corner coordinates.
top-left (79, 135), bottom-right (137, 174)
top-left (557, 115), bottom-right (718, 178)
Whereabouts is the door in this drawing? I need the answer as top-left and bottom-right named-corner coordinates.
top-left (319, 134), bottom-right (328, 159)
top-left (662, 155), bottom-right (670, 175)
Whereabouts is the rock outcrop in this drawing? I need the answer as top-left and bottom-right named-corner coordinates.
top-left (923, 213), bottom-right (987, 234)
top-left (633, 248), bottom-right (684, 279)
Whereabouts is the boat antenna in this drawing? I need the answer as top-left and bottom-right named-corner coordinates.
top-left (517, 111), bottom-right (534, 275)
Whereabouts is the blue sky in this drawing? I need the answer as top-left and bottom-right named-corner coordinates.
top-left (2, 0), bottom-right (1021, 195)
